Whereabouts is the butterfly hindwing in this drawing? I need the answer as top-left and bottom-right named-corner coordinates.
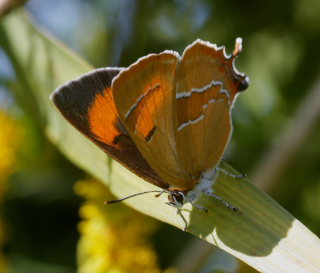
top-left (174, 40), bottom-right (248, 178)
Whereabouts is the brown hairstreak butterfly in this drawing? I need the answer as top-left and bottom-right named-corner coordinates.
top-left (51, 38), bottom-right (249, 230)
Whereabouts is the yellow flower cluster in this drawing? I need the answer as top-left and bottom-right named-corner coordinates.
top-left (0, 110), bottom-right (22, 194)
top-left (74, 179), bottom-right (173, 273)
top-left (0, 109), bottom-right (22, 273)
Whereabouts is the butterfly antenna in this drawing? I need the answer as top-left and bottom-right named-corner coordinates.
top-left (105, 190), bottom-right (167, 204)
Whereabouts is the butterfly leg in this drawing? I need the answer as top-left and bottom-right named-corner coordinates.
top-left (190, 201), bottom-right (208, 213)
top-left (176, 208), bottom-right (188, 231)
top-left (166, 203), bottom-right (188, 231)
top-left (216, 167), bottom-right (246, 179)
top-left (204, 190), bottom-right (238, 212)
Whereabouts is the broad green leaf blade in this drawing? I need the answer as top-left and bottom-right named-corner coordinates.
top-left (1, 9), bottom-right (320, 273)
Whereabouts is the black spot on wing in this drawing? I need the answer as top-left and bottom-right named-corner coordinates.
top-left (145, 126), bottom-right (157, 142)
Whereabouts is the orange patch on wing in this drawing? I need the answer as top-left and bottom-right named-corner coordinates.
top-left (88, 87), bottom-right (120, 146)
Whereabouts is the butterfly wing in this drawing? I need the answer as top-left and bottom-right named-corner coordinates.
top-left (51, 68), bottom-right (169, 189)
top-left (174, 39), bottom-right (249, 181)
top-left (112, 53), bottom-right (192, 190)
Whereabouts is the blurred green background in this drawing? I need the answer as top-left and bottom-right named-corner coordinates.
top-left (0, 0), bottom-right (320, 272)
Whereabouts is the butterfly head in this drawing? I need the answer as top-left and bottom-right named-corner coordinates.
top-left (167, 190), bottom-right (186, 207)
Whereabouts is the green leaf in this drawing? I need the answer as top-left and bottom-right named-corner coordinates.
top-left (1, 9), bottom-right (320, 273)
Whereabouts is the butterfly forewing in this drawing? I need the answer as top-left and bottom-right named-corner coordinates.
top-left (112, 53), bottom-right (191, 190)
top-left (51, 68), bottom-right (168, 189)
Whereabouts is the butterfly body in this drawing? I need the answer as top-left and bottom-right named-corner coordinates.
top-left (51, 38), bottom-right (249, 228)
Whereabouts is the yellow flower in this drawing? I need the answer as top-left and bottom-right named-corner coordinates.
top-left (0, 109), bottom-right (22, 273)
top-left (74, 179), bottom-right (166, 273)
top-left (0, 110), bottom-right (22, 192)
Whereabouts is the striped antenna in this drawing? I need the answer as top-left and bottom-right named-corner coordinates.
top-left (105, 190), bottom-right (167, 204)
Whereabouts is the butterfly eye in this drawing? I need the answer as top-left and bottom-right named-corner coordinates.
top-left (167, 191), bottom-right (184, 206)
top-left (171, 191), bottom-right (185, 204)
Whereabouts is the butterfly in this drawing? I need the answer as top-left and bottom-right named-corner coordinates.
top-left (51, 38), bottom-right (249, 230)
